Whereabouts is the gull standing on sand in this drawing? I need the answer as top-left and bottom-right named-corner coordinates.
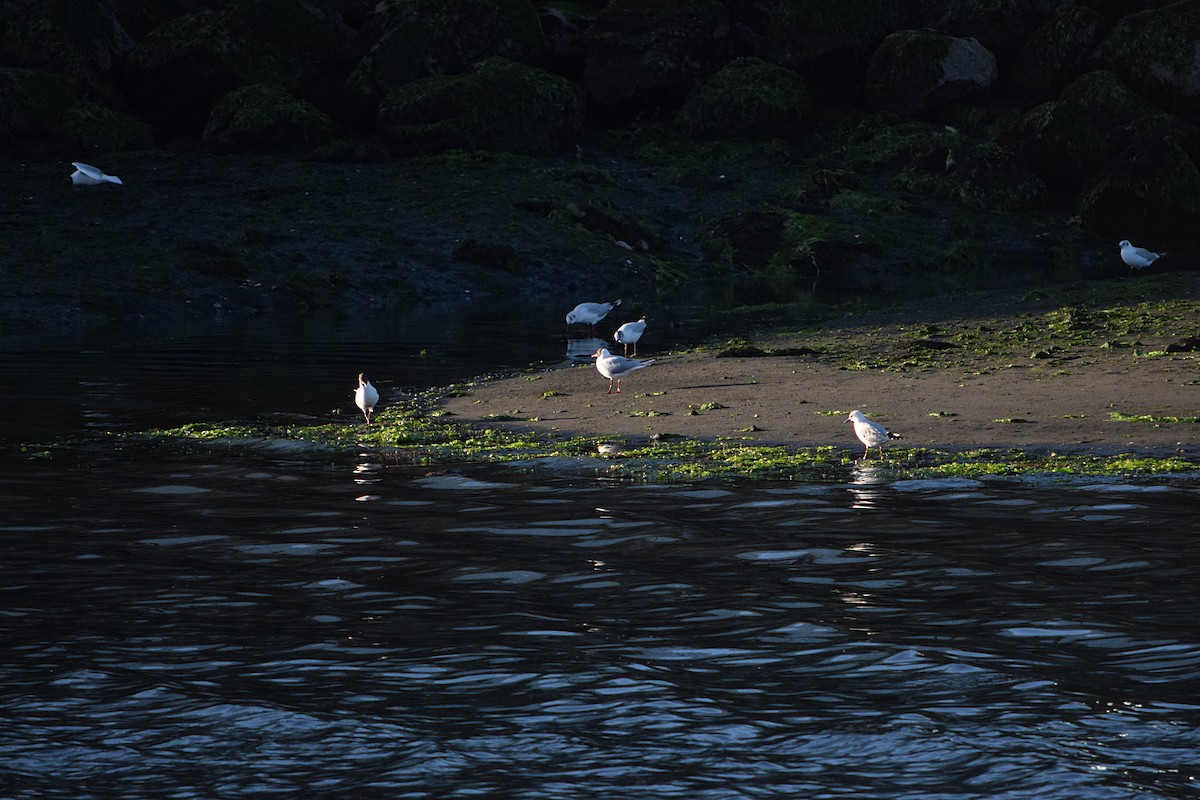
top-left (70, 162), bottom-right (123, 185)
top-left (355, 373), bottom-right (379, 423)
top-left (1119, 240), bottom-right (1161, 274)
top-left (566, 299), bottom-right (621, 335)
top-left (846, 410), bottom-right (902, 460)
top-left (592, 347), bottom-right (654, 394)
top-left (614, 316), bottom-right (647, 356)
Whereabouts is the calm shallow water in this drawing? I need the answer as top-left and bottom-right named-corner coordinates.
top-left (2, 308), bottom-right (1199, 799)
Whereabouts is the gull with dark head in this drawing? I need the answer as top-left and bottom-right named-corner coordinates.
top-left (591, 347), bottom-right (654, 394)
top-left (566, 299), bottom-right (621, 336)
top-left (1119, 240), bottom-right (1161, 275)
top-left (846, 410), bottom-right (902, 460)
top-left (354, 373), bottom-right (380, 423)
top-left (70, 162), bottom-right (123, 186)
top-left (614, 316), bottom-right (647, 356)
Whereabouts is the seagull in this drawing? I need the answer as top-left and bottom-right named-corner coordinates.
top-left (614, 316), bottom-right (647, 356)
top-left (70, 162), bottom-right (123, 186)
top-left (846, 410), bottom-right (902, 460)
top-left (1119, 240), bottom-right (1161, 274)
top-left (354, 373), bottom-right (379, 423)
top-left (592, 347), bottom-right (654, 394)
top-left (566, 299), bottom-right (621, 335)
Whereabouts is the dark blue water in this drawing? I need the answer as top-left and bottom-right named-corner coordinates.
top-left (1, 308), bottom-right (1198, 799)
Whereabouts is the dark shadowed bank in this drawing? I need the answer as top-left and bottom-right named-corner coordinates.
top-left (3, 0), bottom-right (1200, 335)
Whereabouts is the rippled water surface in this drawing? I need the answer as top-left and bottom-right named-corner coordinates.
top-left (2, 312), bottom-right (1199, 799)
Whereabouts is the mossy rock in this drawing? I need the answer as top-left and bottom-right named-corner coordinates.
top-left (1079, 137), bottom-right (1200, 246)
top-left (537, 2), bottom-right (601, 79)
top-left (1003, 101), bottom-right (1112, 196)
top-left (346, 0), bottom-right (546, 112)
top-left (124, 0), bottom-right (350, 134)
top-left (0, 0), bottom-right (133, 105)
top-left (203, 83), bottom-right (333, 154)
top-left (1089, 0), bottom-right (1200, 113)
top-left (0, 67), bottom-right (77, 140)
top-left (758, 0), bottom-right (903, 100)
top-left (676, 57), bottom-right (809, 140)
top-left (900, 129), bottom-right (1047, 211)
top-left (913, 0), bottom-right (1067, 61)
top-left (377, 58), bottom-right (583, 156)
top-left (582, 0), bottom-right (730, 120)
top-left (58, 101), bottom-right (156, 153)
top-left (1006, 6), bottom-right (1107, 103)
top-left (864, 30), bottom-right (998, 117)
top-left (1056, 70), bottom-right (1161, 136)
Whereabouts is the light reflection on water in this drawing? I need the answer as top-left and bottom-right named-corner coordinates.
top-left (1, 449), bottom-right (1199, 799)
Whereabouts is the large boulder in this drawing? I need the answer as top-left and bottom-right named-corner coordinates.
top-left (1055, 70), bottom-right (1184, 154)
top-left (1079, 137), bottom-right (1200, 245)
top-left (123, 0), bottom-right (351, 135)
top-left (1090, 0), bottom-right (1200, 113)
top-left (346, 0), bottom-right (547, 112)
top-left (0, 68), bottom-right (77, 140)
top-left (1006, 5), bottom-right (1107, 103)
top-left (203, 83), bottom-right (333, 153)
top-left (676, 57), bottom-right (809, 140)
top-left (58, 101), bottom-right (156, 153)
top-left (912, 0), bottom-right (1072, 62)
top-left (376, 58), bottom-right (583, 156)
top-left (0, 0), bottom-right (134, 105)
top-left (757, 0), bottom-right (904, 102)
top-left (1003, 101), bottom-right (1112, 196)
top-left (864, 30), bottom-right (998, 117)
top-left (582, 0), bottom-right (731, 121)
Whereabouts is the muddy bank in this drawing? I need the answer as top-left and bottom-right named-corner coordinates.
top-left (439, 278), bottom-right (1200, 456)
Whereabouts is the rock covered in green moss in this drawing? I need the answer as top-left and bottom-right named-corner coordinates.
top-left (676, 57), bottom-right (809, 140)
top-left (346, 0), bottom-right (547, 111)
top-left (582, 0), bottom-right (730, 120)
top-left (864, 30), bottom-right (998, 117)
top-left (758, 0), bottom-right (902, 100)
top-left (1090, 0), bottom-right (1200, 113)
top-left (1006, 5), bottom-right (1107, 103)
top-left (203, 83), bottom-right (333, 153)
top-left (0, 67), bottom-right (77, 140)
top-left (59, 100), bottom-right (156, 153)
top-left (124, 0), bottom-right (351, 134)
top-left (376, 58), bottom-right (583, 156)
top-left (913, 0), bottom-right (1066, 61)
top-left (1004, 101), bottom-right (1112, 196)
top-left (1079, 137), bottom-right (1200, 245)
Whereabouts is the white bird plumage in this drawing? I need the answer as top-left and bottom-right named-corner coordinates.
top-left (566, 299), bottom-right (621, 335)
top-left (846, 410), bottom-right (902, 460)
top-left (591, 347), bottom-right (655, 394)
top-left (70, 162), bottom-right (123, 186)
top-left (1119, 239), bottom-right (1161, 274)
top-left (354, 373), bottom-right (380, 423)
top-left (614, 316), bottom-right (647, 356)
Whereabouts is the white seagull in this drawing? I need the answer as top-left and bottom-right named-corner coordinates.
top-left (846, 410), bottom-right (902, 460)
top-left (1119, 240), bottom-right (1161, 274)
top-left (354, 373), bottom-right (380, 423)
top-left (592, 347), bottom-right (654, 394)
top-left (566, 298), bottom-right (621, 335)
top-left (614, 316), bottom-right (647, 356)
top-left (70, 162), bottom-right (123, 186)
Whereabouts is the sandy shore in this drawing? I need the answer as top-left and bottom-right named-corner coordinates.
top-left (440, 291), bottom-right (1200, 457)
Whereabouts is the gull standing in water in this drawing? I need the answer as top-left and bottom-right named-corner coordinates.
top-left (1119, 240), bottom-right (1161, 275)
top-left (846, 410), bottom-right (902, 460)
top-left (355, 373), bottom-right (380, 423)
top-left (70, 162), bottom-right (123, 185)
top-left (592, 347), bottom-right (654, 394)
top-left (614, 316), bottom-right (647, 356)
top-left (566, 299), bottom-right (621, 335)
